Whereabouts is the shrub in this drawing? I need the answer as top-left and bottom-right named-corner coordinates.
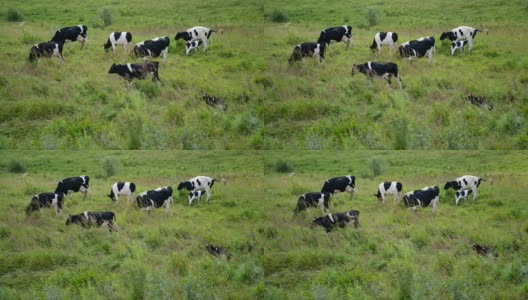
top-left (392, 119), bottom-right (408, 150)
top-left (100, 8), bottom-right (113, 27)
top-left (268, 9), bottom-right (289, 23)
top-left (6, 8), bottom-right (24, 22)
top-left (102, 157), bottom-right (117, 177)
top-left (7, 159), bottom-right (26, 173)
top-left (274, 160), bottom-right (293, 173)
top-left (369, 157), bottom-right (385, 177)
top-left (366, 7), bottom-right (379, 27)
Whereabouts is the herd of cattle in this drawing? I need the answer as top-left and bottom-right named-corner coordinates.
top-left (25, 175), bottom-right (224, 232)
top-left (28, 24), bottom-right (218, 84)
top-left (295, 174), bottom-right (486, 233)
top-left (288, 25), bottom-right (482, 89)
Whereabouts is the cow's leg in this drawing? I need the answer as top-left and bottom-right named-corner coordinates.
top-left (397, 75), bottom-right (403, 89)
top-left (82, 191), bottom-right (87, 200)
top-left (206, 189), bottom-right (212, 202)
top-left (472, 186), bottom-right (478, 201)
top-left (432, 197), bottom-right (439, 212)
top-left (427, 50), bottom-right (433, 64)
top-left (378, 45), bottom-right (382, 55)
top-left (165, 199), bottom-right (171, 214)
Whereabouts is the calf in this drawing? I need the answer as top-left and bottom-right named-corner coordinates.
top-left (185, 40), bottom-right (203, 56)
top-left (402, 186), bottom-right (440, 212)
top-left (108, 62), bottom-right (160, 84)
top-left (311, 210), bottom-right (360, 233)
top-left (288, 42), bottom-right (326, 64)
top-left (444, 175), bottom-right (485, 201)
top-left (455, 189), bottom-right (473, 205)
top-left (370, 32), bottom-right (398, 54)
top-left (399, 36), bottom-right (435, 64)
top-left (177, 176), bottom-right (224, 203)
top-left (66, 211), bottom-right (116, 232)
top-left (321, 175), bottom-right (356, 198)
top-left (50, 25), bottom-right (88, 49)
top-left (25, 193), bottom-right (64, 215)
top-left (440, 26), bottom-right (480, 52)
top-left (374, 181), bottom-right (403, 204)
top-left (28, 42), bottom-right (64, 63)
top-left (351, 61), bottom-right (402, 89)
top-left (317, 25), bottom-right (352, 49)
top-left (104, 32), bottom-right (132, 54)
top-left (136, 186), bottom-right (173, 213)
top-left (107, 182), bottom-right (136, 204)
top-left (133, 36), bottom-right (170, 63)
top-left (188, 190), bottom-right (206, 206)
top-left (293, 192), bottom-right (331, 215)
top-left (450, 40), bottom-right (468, 56)
top-left (55, 175), bottom-right (89, 200)
top-left (175, 26), bottom-right (216, 52)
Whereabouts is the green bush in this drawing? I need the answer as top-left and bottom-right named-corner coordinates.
top-left (366, 7), bottom-right (379, 27)
top-left (7, 159), bottom-right (26, 173)
top-left (100, 8), bottom-right (113, 27)
top-left (268, 9), bottom-right (289, 23)
top-left (102, 157), bottom-right (117, 177)
top-left (369, 157), bottom-right (384, 177)
top-left (274, 159), bottom-right (293, 173)
top-left (6, 8), bottom-right (24, 22)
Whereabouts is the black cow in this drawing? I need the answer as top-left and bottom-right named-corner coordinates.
top-left (54, 175), bottom-right (89, 200)
top-left (311, 210), bottom-right (360, 233)
top-left (66, 211), bottom-right (116, 232)
top-left (351, 62), bottom-right (402, 89)
top-left (289, 42), bottom-right (326, 64)
top-left (50, 25), bottom-right (88, 49)
top-left (28, 42), bottom-right (64, 63)
top-left (108, 62), bottom-right (160, 84)
top-left (293, 192), bottom-right (331, 215)
top-left (399, 36), bottom-right (435, 64)
top-left (25, 193), bottom-right (64, 215)
top-left (402, 186), bottom-right (440, 212)
top-left (321, 175), bottom-right (356, 198)
top-left (317, 25), bottom-right (352, 49)
top-left (133, 36), bottom-right (170, 63)
top-left (136, 186), bottom-right (173, 213)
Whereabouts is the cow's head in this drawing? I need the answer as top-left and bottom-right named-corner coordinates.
top-left (175, 32), bottom-right (191, 41)
top-left (310, 217), bottom-right (322, 228)
top-left (293, 195), bottom-right (307, 215)
top-left (107, 191), bottom-right (115, 201)
top-left (28, 46), bottom-right (39, 62)
top-left (440, 31), bottom-right (455, 41)
top-left (25, 198), bottom-right (39, 215)
top-left (108, 63), bottom-right (117, 74)
top-left (177, 181), bottom-right (193, 191)
top-left (103, 41), bottom-right (112, 52)
top-left (374, 190), bottom-right (383, 201)
top-left (351, 64), bottom-right (363, 76)
top-left (444, 181), bottom-right (460, 190)
top-left (288, 46), bottom-right (302, 64)
top-left (65, 214), bottom-right (74, 225)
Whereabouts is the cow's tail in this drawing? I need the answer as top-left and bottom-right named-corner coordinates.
top-left (213, 178), bottom-right (227, 186)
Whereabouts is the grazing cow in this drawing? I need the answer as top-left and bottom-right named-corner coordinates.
top-left (370, 32), bottom-right (398, 54)
top-left (351, 61), bottom-right (402, 89)
top-left (450, 40), bottom-right (468, 56)
top-left (66, 211), bottom-right (116, 232)
top-left (185, 40), bottom-right (203, 56)
top-left (374, 181), bottom-right (403, 204)
top-left (177, 176), bottom-right (224, 203)
top-left (104, 32), bottom-right (132, 54)
top-left (399, 36), bottom-right (435, 64)
top-left (175, 26), bottom-right (216, 53)
top-left (50, 25), bottom-right (88, 49)
top-left (188, 190), bottom-right (207, 206)
top-left (136, 186), bottom-right (173, 213)
top-left (311, 210), bottom-right (360, 233)
top-left (440, 26), bottom-right (480, 51)
top-left (107, 182), bottom-right (136, 204)
top-left (455, 189), bottom-right (473, 206)
top-left (293, 192), bottom-right (331, 215)
top-left (444, 175), bottom-right (485, 201)
top-left (402, 186), bottom-right (440, 212)
top-left (317, 25), bottom-right (352, 49)
top-left (108, 62), bottom-right (160, 84)
top-left (133, 36), bottom-right (170, 63)
top-left (28, 42), bottom-right (64, 63)
top-left (55, 175), bottom-right (89, 200)
top-left (25, 193), bottom-right (64, 215)
top-left (288, 42), bottom-right (326, 64)
top-left (321, 175), bottom-right (356, 198)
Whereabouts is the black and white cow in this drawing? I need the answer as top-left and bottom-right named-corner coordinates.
top-left (66, 211), bottom-right (116, 232)
top-left (321, 175), bottom-right (356, 198)
top-left (175, 26), bottom-right (216, 53)
top-left (25, 193), bottom-right (64, 215)
top-left (185, 40), bottom-right (203, 56)
top-left (288, 42), bottom-right (326, 64)
top-left (455, 189), bottom-right (473, 206)
top-left (440, 26), bottom-right (480, 52)
top-left (188, 190), bottom-right (207, 206)
top-left (317, 25), bottom-right (352, 49)
top-left (293, 192), bottom-right (331, 215)
top-left (108, 62), bottom-right (160, 84)
top-left (351, 62), bottom-right (403, 89)
top-left (177, 176), bottom-right (224, 203)
top-left (444, 175), bottom-right (485, 202)
top-left (450, 40), bottom-right (468, 56)
top-left (55, 175), bottom-right (89, 200)
top-left (104, 32), bottom-right (132, 54)
top-left (133, 37), bottom-right (170, 63)
top-left (311, 210), bottom-right (360, 233)
top-left (107, 182), bottom-right (136, 204)
top-left (50, 25), bottom-right (88, 49)
top-left (136, 186), bottom-right (173, 213)
top-left (370, 32), bottom-right (398, 54)
top-left (399, 36), bottom-right (435, 64)
top-left (374, 181), bottom-right (403, 204)
top-left (28, 42), bottom-right (64, 63)
top-left (402, 186), bottom-right (440, 212)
